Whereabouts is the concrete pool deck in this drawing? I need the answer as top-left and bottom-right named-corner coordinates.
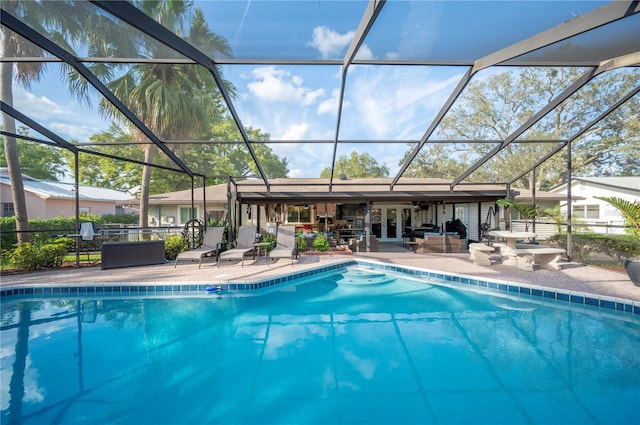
top-left (2, 245), bottom-right (639, 303)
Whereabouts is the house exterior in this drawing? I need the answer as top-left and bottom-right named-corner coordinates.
top-left (549, 177), bottom-right (640, 234)
top-left (128, 177), bottom-right (577, 244)
top-left (1, 169), bottom-right (133, 219)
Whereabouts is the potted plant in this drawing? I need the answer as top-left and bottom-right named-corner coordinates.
top-left (595, 196), bottom-right (640, 286)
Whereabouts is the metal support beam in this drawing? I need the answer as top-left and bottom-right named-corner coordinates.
top-left (330, 0), bottom-right (386, 192)
top-left (566, 140), bottom-right (573, 261)
top-left (475, 0), bottom-right (640, 71)
top-left (74, 151), bottom-right (80, 268)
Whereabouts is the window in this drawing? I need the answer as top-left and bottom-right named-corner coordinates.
top-left (573, 204), bottom-right (600, 220)
top-left (2, 203), bottom-right (14, 217)
top-left (180, 207), bottom-right (197, 223)
top-left (454, 204), bottom-right (469, 228)
top-left (287, 206), bottom-right (311, 223)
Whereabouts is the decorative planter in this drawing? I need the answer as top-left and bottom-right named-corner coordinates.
top-left (624, 256), bottom-right (640, 286)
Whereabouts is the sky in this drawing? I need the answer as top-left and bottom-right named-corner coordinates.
top-left (9, 0), bottom-right (614, 180)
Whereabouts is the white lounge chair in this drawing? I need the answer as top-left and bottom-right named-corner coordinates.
top-left (268, 225), bottom-right (297, 265)
top-left (174, 226), bottom-right (224, 268)
top-left (217, 226), bottom-right (256, 267)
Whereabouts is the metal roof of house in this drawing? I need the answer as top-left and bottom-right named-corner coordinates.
top-left (549, 176), bottom-right (640, 194)
top-left (0, 172), bottom-right (131, 202)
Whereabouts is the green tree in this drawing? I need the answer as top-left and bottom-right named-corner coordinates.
top-left (320, 151), bottom-right (389, 178)
top-left (60, 124), bottom-right (144, 192)
top-left (402, 68), bottom-right (640, 189)
top-left (69, 119), bottom-right (289, 194)
top-left (1, 1), bottom-right (89, 242)
top-left (94, 2), bottom-right (233, 229)
top-left (0, 127), bottom-right (66, 181)
top-left (595, 196), bottom-right (640, 236)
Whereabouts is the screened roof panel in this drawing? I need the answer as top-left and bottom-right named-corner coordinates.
top-left (340, 65), bottom-right (464, 140)
top-left (570, 99), bottom-right (640, 175)
top-left (0, 29), bottom-right (57, 60)
top-left (2, 1), bottom-right (190, 61)
top-left (8, 62), bottom-right (111, 145)
top-left (333, 142), bottom-right (399, 178)
top-left (464, 141), bottom-right (568, 185)
top-left (224, 64), bottom-right (341, 141)
top-left (262, 142), bottom-right (335, 179)
top-left (506, 13), bottom-right (640, 66)
top-left (138, 0), bottom-right (369, 61)
top-left (363, 0), bottom-right (610, 63)
top-left (519, 67), bottom-right (640, 141)
top-left (432, 66), bottom-right (590, 141)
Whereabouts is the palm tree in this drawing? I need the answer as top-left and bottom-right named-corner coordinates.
top-left (497, 198), bottom-right (540, 232)
top-left (595, 196), bottom-right (640, 236)
top-left (1, 1), bottom-right (88, 243)
top-left (96, 2), bottom-right (233, 230)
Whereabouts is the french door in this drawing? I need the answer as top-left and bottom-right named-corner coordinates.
top-left (372, 206), bottom-right (412, 242)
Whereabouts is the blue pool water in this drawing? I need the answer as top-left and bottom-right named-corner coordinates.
top-left (1, 265), bottom-right (639, 425)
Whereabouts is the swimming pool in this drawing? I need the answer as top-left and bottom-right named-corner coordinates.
top-left (1, 264), bottom-right (639, 424)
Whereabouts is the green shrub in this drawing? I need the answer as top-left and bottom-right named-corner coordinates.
top-left (9, 243), bottom-right (38, 270)
top-left (101, 213), bottom-right (138, 224)
top-left (296, 234), bottom-right (307, 252)
top-left (313, 233), bottom-right (330, 252)
top-left (9, 239), bottom-right (69, 270)
top-left (1, 216), bottom-right (17, 249)
top-left (164, 234), bottom-right (188, 260)
top-left (261, 233), bottom-right (276, 252)
top-left (38, 240), bottom-right (69, 268)
top-left (549, 233), bottom-right (640, 265)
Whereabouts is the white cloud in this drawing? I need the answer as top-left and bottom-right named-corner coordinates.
top-left (12, 87), bottom-right (107, 142)
top-left (353, 44), bottom-right (374, 60)
top-left (281, 123), bottom-right (309, 140)
top-left (341, 67), bottom-right (463, 140)
top-left (247, 66), bottom-right (325, 106)
top-left (13, 90), bottom-right (65, 121)
top-left (49, 122), bottom-right (98, 141)
top-left (317, 88), bottom-right (340, 116)
top-left (307, 26), bottom-right (355, 59)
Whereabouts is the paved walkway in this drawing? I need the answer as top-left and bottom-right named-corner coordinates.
top-left (2, 245), bottom-right (639, 302)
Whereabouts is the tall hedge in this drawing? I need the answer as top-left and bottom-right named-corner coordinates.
top-left (549, 233), bottom-right (640, 265)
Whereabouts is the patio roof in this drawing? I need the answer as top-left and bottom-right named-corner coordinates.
top-left (1, 0), bottom-right (639, 199)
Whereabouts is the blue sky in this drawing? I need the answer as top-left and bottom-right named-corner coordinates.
top-left (10, 0), bottom-right (614, 179)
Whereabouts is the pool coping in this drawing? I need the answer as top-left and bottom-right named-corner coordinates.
top-left (1, 258), bottom-right (638, 317)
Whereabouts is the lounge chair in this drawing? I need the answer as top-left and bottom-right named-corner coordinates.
top-left (174, 226), bottom-right (224, 268)
top-left (268, 225), bottom-right (298, 265)
top-left (348, 233), bottom-right (378, 252)
top-left (217, 226), bottom-right (257, 267)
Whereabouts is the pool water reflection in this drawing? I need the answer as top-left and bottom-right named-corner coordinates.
top-left (1, 266), bottom-right (639, 424)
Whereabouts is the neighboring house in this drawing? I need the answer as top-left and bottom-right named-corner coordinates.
top-left (0, 168), bottom-right (134, 219)
top-left (121, 183), bottom-right (229, 227)
top-left (549, 177), bottom-right (640, 234)
top-left (509, 188), bottom-right (584, 238)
